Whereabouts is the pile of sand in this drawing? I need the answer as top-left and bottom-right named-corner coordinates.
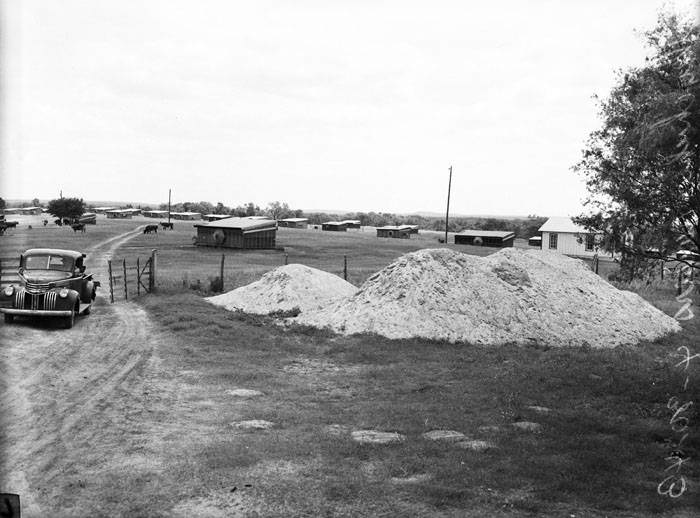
top-left (206, 263), bottom-right (356, 315)
top-left (294, 248), bottom-right (681, 347)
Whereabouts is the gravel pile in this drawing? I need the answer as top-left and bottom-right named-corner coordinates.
top-left (293, 248), bottom-right (681, 347)
top-left (206, 263), bottom-right (356, 315)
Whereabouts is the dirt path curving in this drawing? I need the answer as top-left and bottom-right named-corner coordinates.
top-left (0, 227), bottom-right (178, 517)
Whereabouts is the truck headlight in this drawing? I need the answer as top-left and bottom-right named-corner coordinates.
top-left (59, 288), bottom-right (69, 298)
top-left (4, 286), bottom-right (13, 296)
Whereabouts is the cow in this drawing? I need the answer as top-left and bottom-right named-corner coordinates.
top-left (143, 224), bottom-right (158, 234)
top-left (54, 219), bottom-right (63, 226)
top-left (160, 222), bottom-right (174, 230)
top-left (43, 219), bottom-right (48, 226)
top-left (62, 218), bottom-right (72, 226)
top-left (71, 223), bottom-right (86, 233)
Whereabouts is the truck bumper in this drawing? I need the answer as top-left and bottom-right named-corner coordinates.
top-left (0, 308), bottom-right (73, 317)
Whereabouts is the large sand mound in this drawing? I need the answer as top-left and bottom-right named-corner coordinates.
top-left (294, 248), bottom-right (681, 347)
top-left (206, 263), bottom-right (357, 315)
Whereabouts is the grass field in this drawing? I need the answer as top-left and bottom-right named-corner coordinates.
top-left (2, 214), bottom-right (699, 516)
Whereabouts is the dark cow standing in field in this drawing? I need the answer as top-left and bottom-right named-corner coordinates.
top-left (160, 222), bottom-right (174, 230)
top-left (43, 219), bottom-right (48, 227)
top-left (63, 218), bottom-right (72, 226)
top-left (71, 223), bottom-right (86, 233)
top-left (54, 219), bottom-right (62, 226)
top-left (143, 224), bottom-right (158, 234)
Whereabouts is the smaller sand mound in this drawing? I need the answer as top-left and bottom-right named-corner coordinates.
top-left (206, 263), bottom-right (356, 315)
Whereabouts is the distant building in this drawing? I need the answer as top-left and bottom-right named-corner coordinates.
top-left (203, 214), bottom-right (233, 222)
top-left (2, 208), bottom-right (21, 215)
top-left (537, 217), bottom-right (601, 257)
top-left (454, 230), bottom-right (515, 248)
top-left (79, 213), bottom-right (97, 225)
top-left (193, 217), bottom-right (277, 249)
top-left (528, 236), bottom-right (542, 247)
top-left (93, 207), bottom-right (117, 214)
top-left (246, 215), bottom-right (273, 221)
top-left (105, 209), bottom-right (133, 219)
top-left (376, 225), bottom-right (413, 239)
top-left (278, 218), bottom-right (308, 228)
top-left (19, 207), bottom-right (43, 216)
top-left (322, 222), bottom-right (347, 232)
top-left (339, 220), bottom-right (361, 229)
top-left (170, 212), bottom-right (202, 220)
top-left (143, 210), bottom-right (170, 218)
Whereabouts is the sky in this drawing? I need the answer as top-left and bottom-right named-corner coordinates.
top-left (1, 0), bottom-right (697, 217)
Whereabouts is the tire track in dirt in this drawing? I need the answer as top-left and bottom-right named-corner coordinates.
top-left (0, 225), bottom-right (177, 517)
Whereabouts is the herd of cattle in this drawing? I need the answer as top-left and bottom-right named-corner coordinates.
top-left (1, 217), bottom-right (175, 235)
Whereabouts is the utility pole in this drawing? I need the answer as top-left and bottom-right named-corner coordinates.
top-left (445, 165), bottom-right (452, 244)
top-left (168, 188), bottom-right (171, 224)
top-left (60, 190), bottom-right (63, 199)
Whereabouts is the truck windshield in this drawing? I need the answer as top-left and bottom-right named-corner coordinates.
top-left (24, 255), bottom-right (74, 272)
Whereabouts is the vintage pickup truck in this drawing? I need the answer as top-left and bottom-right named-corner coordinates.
top-left (0, 248), bottom-right (100, 328)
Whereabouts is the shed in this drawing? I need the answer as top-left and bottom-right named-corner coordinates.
top-left (79, 213), bottom-right (97, 225)
top-left (194, 217), bottom-right (277, 249)
top-left (528, 236), bottom-right (542, 247)
top-left (278, 218), bottom-right (309, 228)
top-left (538, 217), bottom-right (601, 257)
top-left (105, 209), bottom-right (133, 219)
top-left (171, 212), bottom-right (202, 220)
top-left (376, 225), bottom-right (413, 239)
top-left (246, 215), bottom-right (273, 221)
top-left (204, 214), bottom-right (233, 222)
top-left (454, 230), bottom-right (515, 248)
top-left (143, 210), bottom-right (170, 218)
top-left (93, 207), bottom-right (117, 214)
top-left (322, 222), bottom-right (347, 232)
top-left (2, 208), bottom-right (21, 215)
top-left (340, 220), bottom-right (361, 229)
top-left (19, 207), bottom-right (43, 215)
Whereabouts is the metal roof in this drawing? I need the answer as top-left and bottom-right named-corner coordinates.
top-left (280, 218), bottom-right (308, 222)
top-left (204, 214), bottom-right (232, 219)
top-left (377, 225), bottom-right (413, 231)
top-left (537, 217), bottom-right (596, 233)
top-left (457, 230), bottom-right (515, 239)
top-left (194, 217), bottom-right (277, 231)
top-left (322, 221), bottom-right (345, 225)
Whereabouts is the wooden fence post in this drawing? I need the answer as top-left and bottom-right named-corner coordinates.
top-left (343, 255), bottom-right (347, 281)
top-left (150, 249), bottom-right (157, 292)
top-left (136, 257), bottom-right (141, 296)
top-left (123, 258), bottom-right (128, 301)
top-left (220, 254), bottom-right (225, 292)
top-left (107, 260), bottom-right (114, 303)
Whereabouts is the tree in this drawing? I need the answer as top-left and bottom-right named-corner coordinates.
top-left (265, 201), bottom-right (292, 220)
top-left (47, 197), bottom-right (86, 222)
top-left (575, 12), bottom-right (700, 277)
top-left (0, 197), bottom-right (5, 211)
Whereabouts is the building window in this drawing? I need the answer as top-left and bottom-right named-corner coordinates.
top-left (549, 233), bottom-right (558, 249)
top-left (585, 234), bottom-right (595, 251)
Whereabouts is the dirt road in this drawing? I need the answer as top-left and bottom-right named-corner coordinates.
top-left (0, 227), bottom-right (179, 517)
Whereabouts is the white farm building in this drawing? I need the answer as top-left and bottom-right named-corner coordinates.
top-left (537, 217), bottom-right (602, 258)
